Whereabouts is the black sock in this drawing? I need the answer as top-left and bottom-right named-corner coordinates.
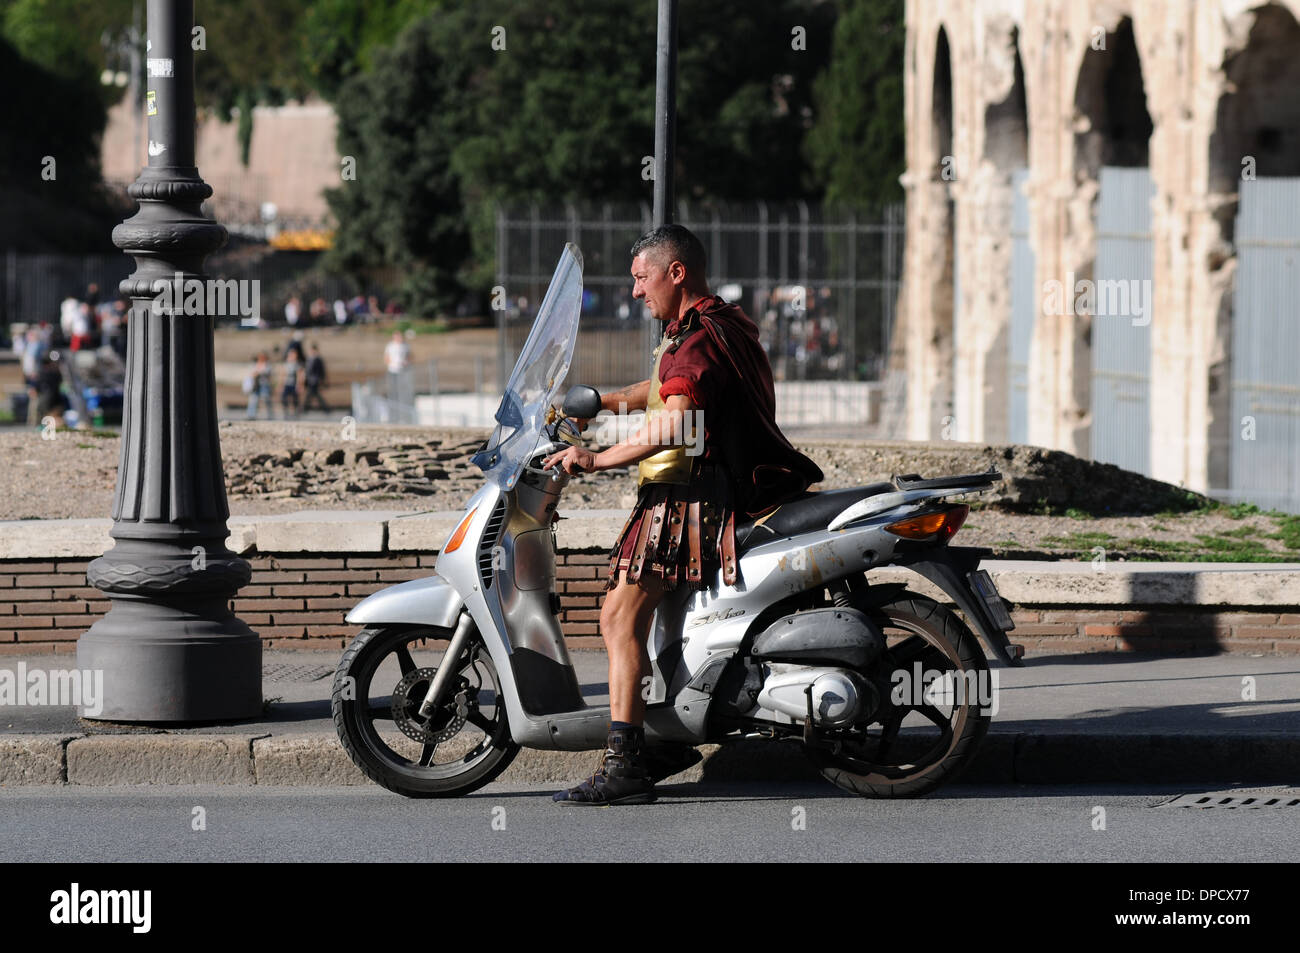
top-left (610, 720), bottom-right (634, 730)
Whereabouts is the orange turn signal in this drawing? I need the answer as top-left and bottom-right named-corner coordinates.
top-left (884, 505), bottom-right (969, 541)
top-left (443, 506), bottom-right (478, 553)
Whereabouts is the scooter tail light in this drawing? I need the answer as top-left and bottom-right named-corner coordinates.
top-left (444, 505), bottom-right (479, 553)
top-left (884, 504), bottom-right (969, 541)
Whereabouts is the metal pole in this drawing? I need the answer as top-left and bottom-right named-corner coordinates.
top-left (847, 209), bottom-right (857, 380)
top-left (131, 0), bottom-right (143, 173)
top-left (475, 354), bottom-right (484, 421)
top-left (79, 0), bottom-right (260, 722)
top-left (883, 204), bottom-right (894, 366)
top-left (652, 0), bottom-right (678, 227)
top-left (495, 204), bottom-right (508, 400)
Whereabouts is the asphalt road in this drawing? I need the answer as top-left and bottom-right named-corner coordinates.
top-left (1, 781), bottom-right (1297, 863)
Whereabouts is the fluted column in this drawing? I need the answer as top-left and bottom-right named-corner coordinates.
top-left (77, 0), bottom-right (260, 722)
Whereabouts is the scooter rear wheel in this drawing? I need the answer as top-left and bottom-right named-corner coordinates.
top-left (806, 591), bottom-right (991, 798)
top-left (332, 624), bottom-right (519, 798)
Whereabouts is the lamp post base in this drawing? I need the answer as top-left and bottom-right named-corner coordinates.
top-left (77, 599), bottom-right (261, 723)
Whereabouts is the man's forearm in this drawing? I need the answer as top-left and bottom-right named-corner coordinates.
top-left (601, 380), bottom-right (650, 413)
top-left (595, 406), bottom-right (690, 469)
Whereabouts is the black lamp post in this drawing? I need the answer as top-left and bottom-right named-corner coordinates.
top-left (78, 0), bottom-right (260, 721)
top-left (652, 0), bottom-right (677, 228)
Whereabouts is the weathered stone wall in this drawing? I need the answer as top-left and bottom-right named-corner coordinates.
top-left (101, 97), bottom-right (338, 224)
top-left (901, 0), bottom-right (1299, 496)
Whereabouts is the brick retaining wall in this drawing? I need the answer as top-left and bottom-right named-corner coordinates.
top-left (2, 550), bottom-right (1298, 656)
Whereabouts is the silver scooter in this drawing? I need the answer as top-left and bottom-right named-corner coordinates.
top-left (331, 244), bottom-right (1023, 799)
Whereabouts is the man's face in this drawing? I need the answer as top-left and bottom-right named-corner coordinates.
top-left (630, 251), bottom-right (682, 322)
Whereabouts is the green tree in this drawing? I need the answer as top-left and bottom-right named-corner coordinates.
top-left (3, 0), bottom-right (320, 167)
top-left (299, 0), bottom-right (443, 99)
top-left (193, 0), bottom-right (314, 164)
top-left (324, 8), bottom-right (488, 316)
top-left (328, 0), bottom-right (839, 314)
top-left (0, 32), bottom-right (120, 251)
top-left (805, 0), bottom-right (905, 207)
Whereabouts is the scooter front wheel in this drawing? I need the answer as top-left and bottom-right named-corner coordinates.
top-left (332, 624), bottom-right (518, 798)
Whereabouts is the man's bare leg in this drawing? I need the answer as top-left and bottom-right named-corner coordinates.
top-left (601, 569), bottom-right (666, 723)
top-left (552, 568), bottom-right (666, 804)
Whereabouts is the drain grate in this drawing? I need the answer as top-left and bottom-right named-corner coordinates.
top-left (263, 663), bottom-right (336, 683)
top-left (1161, 793), bottom-right (1300, 809)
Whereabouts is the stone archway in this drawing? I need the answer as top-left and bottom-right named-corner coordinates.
top-left (1208, 3), bottom-right (1300, 504)
top-left (1062, 15), bottom-right (1153, 466)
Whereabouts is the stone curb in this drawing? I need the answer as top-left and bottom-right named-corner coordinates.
top-left (3, 731), bottom-right (1297, 788)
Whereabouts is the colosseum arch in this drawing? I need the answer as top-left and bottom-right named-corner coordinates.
top-left (1204, 2), bottom-right (1300, 505)
top-left (1065, 15), bottom-right (1154, 470)
top-left (899, 1), bottom-right (1300, 511)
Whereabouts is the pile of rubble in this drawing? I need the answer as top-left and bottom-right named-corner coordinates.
top-left (225, 437), bottom-right (489, 502)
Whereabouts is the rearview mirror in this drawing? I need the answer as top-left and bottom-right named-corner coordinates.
top-left (562, 384), bottom-right (601, 420)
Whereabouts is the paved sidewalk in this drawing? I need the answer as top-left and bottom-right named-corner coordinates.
top-left (2, 650), bottom-right (1298, 787)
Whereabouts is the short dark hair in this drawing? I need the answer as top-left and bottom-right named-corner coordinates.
top-left (630, 224), bottom-right (706, 277)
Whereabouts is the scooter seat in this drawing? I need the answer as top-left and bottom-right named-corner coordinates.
top-left (734, 483), bottom-right (896, 553)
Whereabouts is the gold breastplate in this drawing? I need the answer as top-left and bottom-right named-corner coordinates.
top-left (637, 333), bottom-right (697, 487)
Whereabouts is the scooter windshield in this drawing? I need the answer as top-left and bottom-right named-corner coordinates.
top-left (470, 242), bottom-right (584, 490)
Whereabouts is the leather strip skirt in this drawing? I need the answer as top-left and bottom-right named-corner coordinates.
top-left (606, 459), bottom-right (738, 592)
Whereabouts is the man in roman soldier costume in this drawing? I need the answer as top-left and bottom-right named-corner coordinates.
top-left (542, 224), bottom-right (823, 805)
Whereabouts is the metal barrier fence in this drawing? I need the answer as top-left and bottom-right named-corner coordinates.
top-left (1090, 166), bottom-right (1155, 476)
top-left (1229, 177), bottom-right (1300, 513)
top-left (493, 201), bottom-right (905, 391)
top-left (349, 354), bottom-right (883, 431)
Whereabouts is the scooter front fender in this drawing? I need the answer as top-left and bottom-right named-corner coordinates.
top-left (345, 573), bottom-right (464, 630)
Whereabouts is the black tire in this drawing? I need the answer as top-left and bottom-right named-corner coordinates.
top-left (332, 624), bottom-right (519, 798)
top-left (806, 590), bottom-right (991, 798)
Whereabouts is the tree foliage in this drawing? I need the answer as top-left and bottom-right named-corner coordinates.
top-left (0, 0), bottom-right (911, 287)
top-left (806, 0), bottom-right (905, 207)
top-left (328, 0), bottom-right (840, 313)
top-left (0, 30), bottom-right (120, 250)
top-left (324, 8), bottom-right (482, 317)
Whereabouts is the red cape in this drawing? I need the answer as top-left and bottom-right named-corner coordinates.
top-left (665, 296), bottom-right (824, 519)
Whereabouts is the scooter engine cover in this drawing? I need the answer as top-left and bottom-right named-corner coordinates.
top-left (755, 667), bottom-right (866, 726)
top-left (751, 606), bottom-right (884, 668)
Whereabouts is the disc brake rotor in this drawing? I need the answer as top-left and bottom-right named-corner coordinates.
top-left (391, 667), bottom-right (467, 744)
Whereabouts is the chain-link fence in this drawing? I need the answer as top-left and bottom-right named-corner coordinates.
top-left (493, 201), bottom-right (904, 391)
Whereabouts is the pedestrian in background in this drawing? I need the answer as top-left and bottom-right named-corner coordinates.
top-left (303, 342), bottom-right (329, 413)
top-left (384, 329), bottom-right (410, 402)
top-left (245, 352), bottom-right (273, 419)
top-left (69, 302), bottom-right (93, 352)
top-left (281, 348), bottom-right (303, 419)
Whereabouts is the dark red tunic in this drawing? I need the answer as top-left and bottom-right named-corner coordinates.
top-left (658, 295), bottom-right (824, 518)
top-left (605, 295), bottom-right (824, 592)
